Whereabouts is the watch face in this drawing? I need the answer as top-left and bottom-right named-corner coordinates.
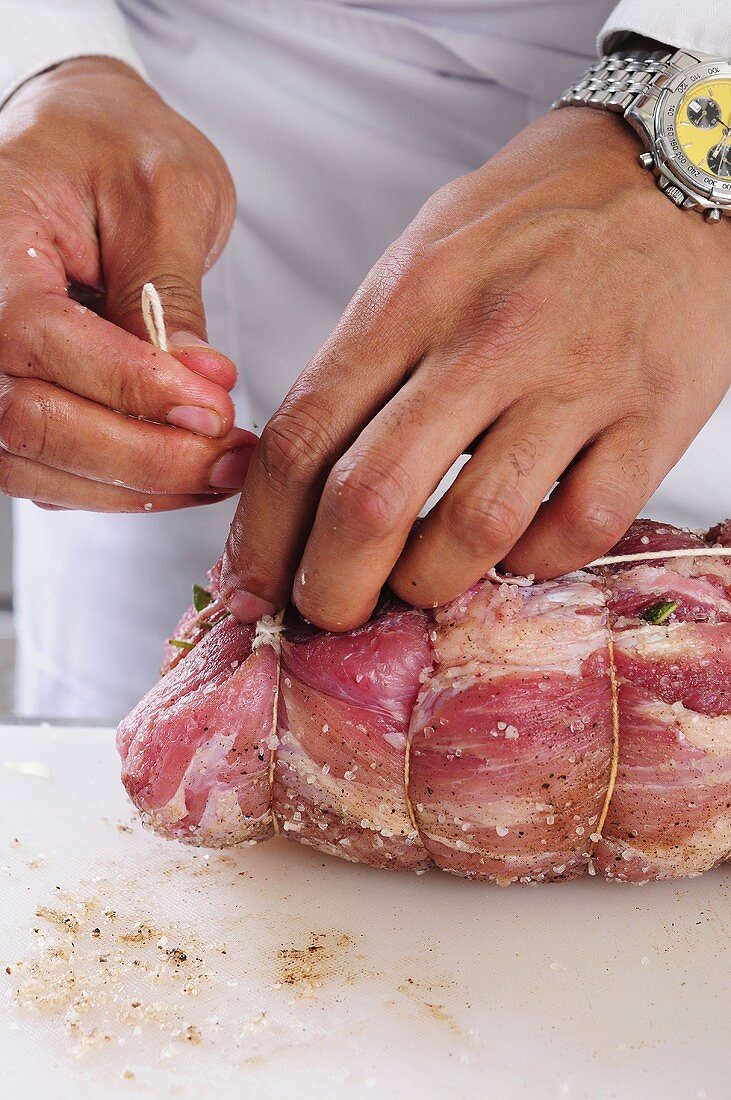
top-left (651, 59), bottom-right (731, 207)
top-left (677, 79), bottom-right (731, 178)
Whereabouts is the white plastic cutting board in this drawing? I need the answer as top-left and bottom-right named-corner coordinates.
top-left (1, 724), bottom-right (729, 1100)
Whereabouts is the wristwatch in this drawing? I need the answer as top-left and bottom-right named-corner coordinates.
top-left (554, 43), bottom-right (731, 222)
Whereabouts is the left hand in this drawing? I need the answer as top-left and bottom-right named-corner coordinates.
top-left (221, 108), bottom-right (731, 631)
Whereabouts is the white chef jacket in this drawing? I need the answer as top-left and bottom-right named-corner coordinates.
top-left (2, 0), bottom-right (729, 720)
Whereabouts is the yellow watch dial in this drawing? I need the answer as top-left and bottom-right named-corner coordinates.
top-left (677, 78), bottom-right (731, 178)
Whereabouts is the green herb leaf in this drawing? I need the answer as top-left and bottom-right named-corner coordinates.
top-left (168, 638), bottom-right (195, 652)
top-left (640, 599), bottom-right (678, 625)
top-left (193, 584), bottom-right (212, 613)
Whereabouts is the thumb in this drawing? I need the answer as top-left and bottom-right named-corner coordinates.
top-left (99, 192), bottom-right (237, 390)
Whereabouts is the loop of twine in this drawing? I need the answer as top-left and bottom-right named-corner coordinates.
top-left (589, 547), bottom-right (731, 567)
top-left (265, 612), bottom-right (285, 838)
top-left (141, 282), bottom-right (168, 352)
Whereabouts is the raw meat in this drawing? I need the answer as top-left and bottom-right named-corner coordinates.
top-left (117, 518), bottom-right (731, 883)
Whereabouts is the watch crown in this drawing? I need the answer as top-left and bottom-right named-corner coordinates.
top-left (639, 152), bottom-right (654, 170)
top-left (705, 208), bottom-right (723, 223)
top-left (663, 184), bottom-right (686, 207)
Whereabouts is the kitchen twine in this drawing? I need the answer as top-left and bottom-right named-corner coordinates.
top-left (141, 282), bottom-right (168, 352)
top-left (141, 284), bottom-right (731, 868)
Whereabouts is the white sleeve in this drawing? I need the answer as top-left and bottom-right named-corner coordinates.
top-left (599, 1), bottom-right (731, 57)
top-left (0, 0), bottom-right (146, 107)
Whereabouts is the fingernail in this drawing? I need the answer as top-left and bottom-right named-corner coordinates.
top-left (209, 446), bottom-right (253, 489)
top-left (226, 589), bottom-right (277, 622)
top-left (167, 406), bottom-right (223, 436)
top-left (169, 330), bottom-right (211, 349)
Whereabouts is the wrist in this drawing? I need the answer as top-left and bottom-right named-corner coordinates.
top-left (6, 56), bottom-right (152, 111)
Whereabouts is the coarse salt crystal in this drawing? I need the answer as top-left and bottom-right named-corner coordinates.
top-left (505, 726), bottom-right (519, 739)
top-left (546, 814), bottom-right (556, 825)
top-left (322, 764), bottom-right (330, 775)
top-left (590, 833), bottom-right (601, 843)
top-left (27, 247), bottom-right (37, 258)
top-left (495, 825), bottom-right (509, 838)
top-left (322, 723), bottom-right (329, 733)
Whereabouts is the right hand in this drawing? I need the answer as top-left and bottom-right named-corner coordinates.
top-left (0, 57), bottom-right (256, 512)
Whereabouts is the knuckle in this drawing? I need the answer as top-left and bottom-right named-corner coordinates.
top-left (0, 299), bottom-right (36, 375)
top-left (132, 140), bottom-right (193, 193)
top-left (0, 378), bottom-right (43, 460)
top-left (114, 274), bottom-right (203, 333)
top-left (257, 403), bottom-right (337, 487)
top-left (0, 452), bottom-right (25, 499)
top-left (133, 136), bottom-right (233, 234)
top-left (322, 455), bottom-right (410, 541)
top-left (562, 496), bottom-right (629, 550)
top-left (448, 491), bottom-right (526, 554)
top-left (480, 284), bottom-right (545, 356)
top-left (108, 362), bottom-right (140, 415)
top-left (352, 239), bottom-right (440, 341)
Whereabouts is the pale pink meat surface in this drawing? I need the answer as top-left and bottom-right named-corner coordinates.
top-left (274, 608), bottom-right (432, 870)
top-left (409, 576), bottom-right (613, 882)
top-left (592, 524), bottom-right (731, 882)
top-left (118, 618), bottom-right (277, 846)
top-left (118, 518), bottom-right (731, 884)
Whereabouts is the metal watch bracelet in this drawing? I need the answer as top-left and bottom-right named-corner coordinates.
top-left (552, 46), bottom-right (673, 114)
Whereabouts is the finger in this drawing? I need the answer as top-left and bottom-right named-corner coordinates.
top-left (389, 400), bottom-right (591, 607)
top-left (501, 419), bottom-right (672, 579)
top-left (0, 450), bottom-right (230, 513)
top-left (6, 292), bottom-right (236, 436)
top-left (219, 281), bottom-right (432, 620)
top-left (0, 376), bottom-right (256, 494)
top-left (0, 215), bottom-right (237, 435)
top-left (290, 368), bottom-right (508, 630)
top-left (167, 331), bottom-right (238, 391)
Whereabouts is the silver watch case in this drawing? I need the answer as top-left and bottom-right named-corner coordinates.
top-left (626, 51), bottom-right (731, 216)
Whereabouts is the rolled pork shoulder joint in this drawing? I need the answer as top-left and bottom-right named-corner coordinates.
top-left (117, 518), bottom-right (731, 884)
